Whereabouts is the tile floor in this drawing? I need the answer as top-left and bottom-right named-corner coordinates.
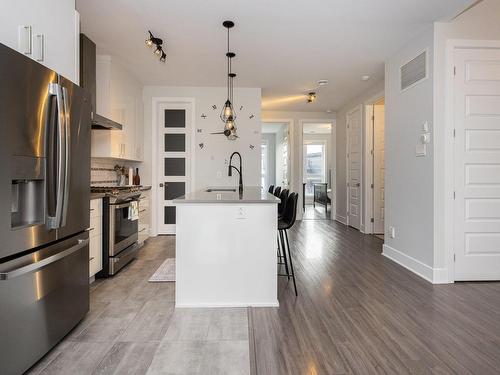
top-left (27, 236), bottom-right (250, 375)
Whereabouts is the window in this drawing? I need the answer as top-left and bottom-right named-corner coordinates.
top-left (303, 143), bottom-right (326, 196)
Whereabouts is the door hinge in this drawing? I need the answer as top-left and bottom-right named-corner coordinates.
top-left (454, 253), bottom-right (456, 262)
top-left (372, 115), bottom-right (375, 121)
top-left (370, 218), bottom-right (374, 223)
top-left (347, 153), bottom-right (349, 158)
top-left (371, 149), bottom-right (374, 156)
top-left (347, 182), bottom-right (350, 187)
top-left (371, 183), bottom-right (374, 189)
top-left (453, 66), bottom-right (456, 76)
top-left (453, 129), bottom-right (456, 138)
top-left (453, 191), bottom-right (456, 200)
top-left (347, 123), bottom-right (350, 129)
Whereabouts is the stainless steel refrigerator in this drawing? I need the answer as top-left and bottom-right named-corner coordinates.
top-left (0, 43), bottom-right (91, 375)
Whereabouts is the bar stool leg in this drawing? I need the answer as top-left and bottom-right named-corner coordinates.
top-left (284, 230), bottom-right (298, 296)
top-left (279, 230), bottom-right (290, 280)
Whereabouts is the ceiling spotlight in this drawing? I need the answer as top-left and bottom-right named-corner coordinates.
top-left (318, 79), bottom-right (328, 86)
top-left (306, 92), bottom-right (316, 103)
top-left (154, 46), bottom-right (162, 55)
top-left (361, 75), bottom-right (371, 81)
top-left (145, 30), bottom-right (163, 47)
top-left (326, 109), bottom-right (332, 113)
top-left (160, 51), bottom-right (166, 62)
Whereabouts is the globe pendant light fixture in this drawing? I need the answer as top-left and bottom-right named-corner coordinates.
top-left (221, 20), bottom-right (238, 140)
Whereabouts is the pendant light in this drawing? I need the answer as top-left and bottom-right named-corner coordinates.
top-left (221, 21), bottom-right (238, 140)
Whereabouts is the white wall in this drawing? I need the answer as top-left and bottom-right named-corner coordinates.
top-left (261, 111), bottom-right (336, 216)
top-left (335, 81), bottom-right (385, 225)
top-left (434, 0), bottom-right (500, 273)
top-left (143, 86), bottom-right (262, 190)
top-left (383, 25), bottom-right (435, 270)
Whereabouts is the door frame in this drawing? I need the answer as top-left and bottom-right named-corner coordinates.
top-left (299, 119), bottom-right (336, 221)
top-left (151, 97), bottom-right (196, 236)
top-left (363, 92), bottom-right (385, 234)
top-left (346, 106), bottom-right (363, 229)
top-left (442, 40), bottom-right (500, 283)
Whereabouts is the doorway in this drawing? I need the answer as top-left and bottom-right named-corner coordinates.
top-left (153, 99), bottom-right (194, 235)
top-left (346, 106), bottom-right (362, 229)
top-left (302, 123), bottom-right (333, 220)
top-left (371, 99), bottom-right (385, 238)
top-left (452, 46), bottom-right (500, 280)
top-left (261, 122), bottom-right (290, 191)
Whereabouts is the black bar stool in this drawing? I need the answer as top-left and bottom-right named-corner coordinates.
top-left (273, 186), bottom-right (281, 197)
top-left (277, 189), bottom-right (289, 219)
top-left (268, 185), bottom-right (274, 194)
top-left (278, 192), bottom-right (298, 296)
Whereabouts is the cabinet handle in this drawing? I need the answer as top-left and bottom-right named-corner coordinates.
top-left (139, 209), bottom-right (146, 213)
top-left (19, 25), bottom-right (32, 54)
top-left (89, 257), bottom-right (95, 261)
top-left (90, 208), bottom-right (95, 211)
top-left (35, 34), bottom-right (44, 61)
top-left (138, 228), bottom-right (146, 233)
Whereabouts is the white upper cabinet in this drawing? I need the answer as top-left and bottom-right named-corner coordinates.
top-left (91, 55), bottom-right (144, 161)
top-left (0, 0), bottom-right (79, 83)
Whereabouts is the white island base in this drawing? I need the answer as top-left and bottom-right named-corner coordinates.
top-left (174, 187), bottom-right (279, 308)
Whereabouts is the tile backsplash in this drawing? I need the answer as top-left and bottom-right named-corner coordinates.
top-left (91, 159), bottom-right (138, 186)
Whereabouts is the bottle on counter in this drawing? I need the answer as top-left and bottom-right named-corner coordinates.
top-left (133, 168), bottom-right (141, 186)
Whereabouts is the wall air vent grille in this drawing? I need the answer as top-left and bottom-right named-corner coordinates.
top-left (400, 50), bottom-right (427, 91)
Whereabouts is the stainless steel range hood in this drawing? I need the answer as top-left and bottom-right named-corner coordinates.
top-left (80, 34), bottom-right (123, 131)
top-left (91, 113), bottom-right (122, 130)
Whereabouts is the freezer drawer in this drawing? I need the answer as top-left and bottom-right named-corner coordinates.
top-left (0, 232), bottom-right (89, 375)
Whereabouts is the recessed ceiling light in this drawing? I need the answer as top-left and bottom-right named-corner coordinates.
top-left (326, 109), bottom-right (332, 113)
top-left (361, 75), bottom-right (371, 81)
top-left (318, 79), bottom-right (328, 86)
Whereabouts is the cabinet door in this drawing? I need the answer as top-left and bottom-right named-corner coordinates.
top-left (0, 0), bottom-right (78, 82)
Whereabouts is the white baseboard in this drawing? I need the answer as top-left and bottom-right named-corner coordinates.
top-left (335, 214), bottom-right (347, 225)
top-left (382, 244), bottom-right (450, 284)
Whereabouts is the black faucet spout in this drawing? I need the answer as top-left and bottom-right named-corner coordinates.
top-left (229, 152), bottom-right (243, 193)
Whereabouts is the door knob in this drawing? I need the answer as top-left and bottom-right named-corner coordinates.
top-left (356, 183), bottom-right (360, 187)
top-left (159, 183), bottom-right (164, 187)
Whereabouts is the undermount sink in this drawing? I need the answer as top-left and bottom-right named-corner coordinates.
top-left (205, 188), bottom-right (237, 192)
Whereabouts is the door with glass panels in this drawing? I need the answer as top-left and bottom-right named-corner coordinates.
top-left (157, 102), bottom-right (192, 234)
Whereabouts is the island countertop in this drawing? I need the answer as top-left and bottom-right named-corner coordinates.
top-left (173, 186), bottom-right (280, 204)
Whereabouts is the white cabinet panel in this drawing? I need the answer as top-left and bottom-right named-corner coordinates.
top-left (0, 0), bottom-right (78, 83)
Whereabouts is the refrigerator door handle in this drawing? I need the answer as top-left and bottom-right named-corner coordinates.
top-left (60, 85), bottom-right (70, 227)
top-left (0, 239), bottom-right (89, 280)
top-left (47, 82), bottom-right (65, 229)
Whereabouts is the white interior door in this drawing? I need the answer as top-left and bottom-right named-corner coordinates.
top-left (157, 102), bottom-right (193, 235)
top-left (373, 103), bottom-right (385, 234)
top-left (454, 47), bottom-right (500, 280)
top-left (347, 106), bottom-right (362, 230)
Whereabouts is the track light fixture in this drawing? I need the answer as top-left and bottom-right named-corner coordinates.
top-left (306, 92), bottom-right (316, 103)
top-left (145, 30), bottom-right (166, 63)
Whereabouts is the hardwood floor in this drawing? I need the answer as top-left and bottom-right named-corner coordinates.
top-left (302, 205), bottom-right (331, 220)
top-left (250, 220), bottom-right (500, 374)
top-left (27, 221), bottom-right (500, 374)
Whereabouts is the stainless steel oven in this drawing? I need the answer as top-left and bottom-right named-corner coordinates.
top-left (109, 198), bottom-right (139, 256)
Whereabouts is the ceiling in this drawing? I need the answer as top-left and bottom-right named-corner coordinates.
top-left (76, 0), bottom-right (472, 112)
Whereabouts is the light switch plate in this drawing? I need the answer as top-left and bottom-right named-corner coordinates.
top-left (416, 144), bottom-right (426, 157)
top-left (236, 207), bottom-right (246, 219)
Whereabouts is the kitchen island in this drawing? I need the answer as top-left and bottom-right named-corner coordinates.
top-left (173, 186), bottom-right (280, 307)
